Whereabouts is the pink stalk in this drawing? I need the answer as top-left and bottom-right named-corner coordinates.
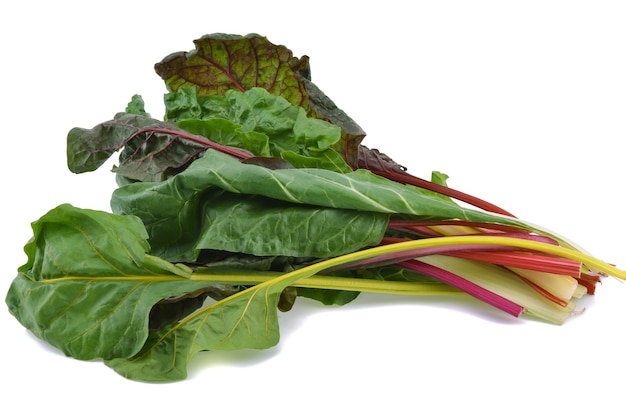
top-left (398, 259), bottom-right (525, 317)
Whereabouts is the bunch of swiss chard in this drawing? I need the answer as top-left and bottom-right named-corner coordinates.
top-left (6, 33), bottom-right (625, 383)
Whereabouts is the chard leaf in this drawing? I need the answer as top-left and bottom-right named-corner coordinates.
top-left (296, 287), bottom-right (360, 306)
top-left (177, 118), bottom-right (272, 158)
top-left (169, 87), bottom-right (352, 172)
top-left (104, 240), bottom-right (456, 382)
top-left (126, 94), bottom-right (150, 116)
top-left (155, 33), bottom-right (307, 105)
top-left (195, 190), bottom-right (387, 258)
top-left (18, 203), bottom-right (190, 278)
top-left (112, 150), bottom-right (529, 261)
top-left (154, 33), bottom-right (365, 166)
top-left (5, 204), bottom-right (211, 360)
top-left (148, 285), bottom-right (244, 330)
top-left (106, 278), bottom-right (288, 382)
top-left (105, 258), bottom-right (350, 382)
top-left (112, 179), bottom-right (388, 262)
top-left (427, 171), bottom-right (456, 204)
top-left (66, 112), bottom-right (210, 181)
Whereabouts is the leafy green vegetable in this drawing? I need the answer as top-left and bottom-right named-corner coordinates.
top-left (5, 204), bottom-right (212, 360)
top-left (106, 269), bottom-right (296, 382)
top-left (66, 112), bottom-right (213, 181)
top-left (126, 94), bottom-right (150, 116)
top-left (6, 32), bottom-right (626, 383)
top-left (153, 34), bottom-right (517, 215)
top-left (110, 149), bottom-right (527, 264)
top-left (168, 87), bottom-right (352, 172)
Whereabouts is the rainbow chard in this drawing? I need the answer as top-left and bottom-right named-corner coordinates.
top-left (6, 33), bottom-right (625, 382)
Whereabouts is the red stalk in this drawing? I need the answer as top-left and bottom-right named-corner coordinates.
top-left (382, 170), bottom-right (516, 217)
top-left (576, 272), bottom-right (603, 295)
top-left (357, 147), bottom-right (516, 217)
top-left (382, 236), bottom-right (580, 276)
top-left (513, 274), bottom-right (570, 307)
top-left (380, 235), bottom-right (581, 305)
top-left (448, 251), bottom-right (582, 277)
top-left (398, 259), bottom-right (525, 317)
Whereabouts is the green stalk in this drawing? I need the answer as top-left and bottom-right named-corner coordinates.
top-left (191, 271), bottom-right (461, 296)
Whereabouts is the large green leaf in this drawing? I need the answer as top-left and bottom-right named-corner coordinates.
top-left (194, 190), bottom-right (388, 258)
top-left (105, 252), bottom-right (374, 382)
top-left (5, 204), bottom-right (211, 360)
top-left (111, 151), bottom-right (528, 260)
top-left (111, 172), bottom-right (389, 263)
top-left (154, 33), bottom-right (365, 166)
top-left (18, 203), bottom-right (189, 279)
top-left (106, 279), bottom-right (287, 382)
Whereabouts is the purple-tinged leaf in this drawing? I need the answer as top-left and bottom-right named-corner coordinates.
top-left (67, 112), bottom-right (253, 182)
top-left (154, 33), bottom-right (366, 167)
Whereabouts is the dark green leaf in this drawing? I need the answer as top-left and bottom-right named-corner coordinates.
top-left (112, 149), bottom-right (528, 231)
top-left (105, 259), bottom-right (341, 382)
top-left (149, 285), bottom-right (246, 330)
top-left (66, 112), bottom-right (209, 181)
top-left (296, 287), bottom-right (360, 306)
top-left (113, 183), bottom-right (388, 262)
top-left (277, 287), bottom-right (298, 312)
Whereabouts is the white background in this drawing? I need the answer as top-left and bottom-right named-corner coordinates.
top-left (2, 1), bottom-right (625, 416)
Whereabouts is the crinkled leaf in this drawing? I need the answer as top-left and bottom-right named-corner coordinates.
top-left (177, 118), bottom-right (272, 158)
top-left (154, 33), bottom-right (365, 166)
top-left (126, 94), bottom-right (150, 116)
top-left (195, 191), bottom-right (386, 258)
top-left (169, 87), bottom-right (352, 172)
top-left (166, 88), bottom-right (339, 150)
top-left (5, 204), bottom-right (216, 360)
top-left (66, 112), bottom-right (211, 181)
top-left (156, 33), bottom-right (307, 105)
top-left (67, 87), bottom-right (351, 185)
